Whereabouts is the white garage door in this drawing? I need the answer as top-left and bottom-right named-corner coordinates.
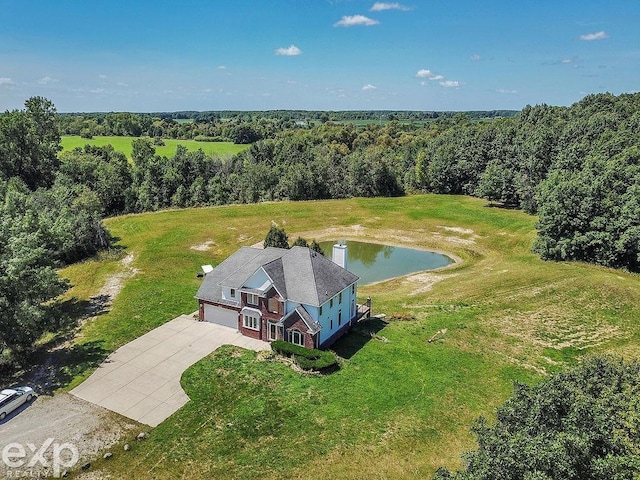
top-left (204, 304), bottom-right (239, 329)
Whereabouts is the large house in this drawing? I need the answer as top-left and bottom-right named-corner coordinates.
top-left (195, 244), bottom-right (360, 349)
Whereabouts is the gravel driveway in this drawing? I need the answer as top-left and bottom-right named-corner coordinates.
top-left (0, 392), bottom-right (138, 478)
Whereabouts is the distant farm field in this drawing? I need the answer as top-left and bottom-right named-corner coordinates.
top-left (60, 135), bottom-right (249, 159)
top-left (59, 195), bottom-right (640, 479)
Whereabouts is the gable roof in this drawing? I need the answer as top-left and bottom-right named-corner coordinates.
top-left (280, 305), bottom-right (322, 334)
top-left (195, 246), bottom-right (358, 307)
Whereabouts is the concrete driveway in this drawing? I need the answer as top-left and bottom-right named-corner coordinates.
top-left (71, 314), bottom-right (269, 427)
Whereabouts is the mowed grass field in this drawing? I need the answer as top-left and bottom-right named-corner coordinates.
top-left (60, 195), bottom-right (640, 479)
top-left (60, 135), bottom-right (249, 159)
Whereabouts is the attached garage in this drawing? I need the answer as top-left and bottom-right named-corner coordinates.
top-left (203, 303), bottom-right (239, 329)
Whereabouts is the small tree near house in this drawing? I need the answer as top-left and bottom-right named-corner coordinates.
top-left (264, 225), bottom-right (289, 249)
top-left (263, 226), bottom-right (324, 255)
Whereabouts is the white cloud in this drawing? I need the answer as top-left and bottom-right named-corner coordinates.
top-left (579, 31), bottom-right (608, 41)
top-left (440, 80), bottom-right (461, 88)
top-left (38, 76), bottom-right (58, 85)
top-left (98, 74), bottom-right (108, 79)
top-left (218, 65), bottom-right (227, 70)
top-left (415, 69), bottom-right (443, 80)
top-left (362, 84), bottom-right (377, 91)
top-left (117, 81), bottom-right (128, 87)
top-left (90, 88), bottom-right (105, 94)
top-left (275, 44), bottom-right (303, 56)
top-left (370, 2), bottom-right (411, 11)
top-left (0, 77), bottom-right (15, 85)
top-left (469, 54), bottom-right (481, 61)
top-left (496, 89), bottom-right (518, 94)
top-left (334, 15), bottom-right (379, 27)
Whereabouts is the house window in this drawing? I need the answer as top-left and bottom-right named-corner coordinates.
top-left (330, 319), bottom-right (333, 330)
top-left (319, 305), bottom-right (323, 316)
top-left (290, 330), bottom-right (304, 347)
top-left (268, 297), bottom-right (279, 314)
top-left (246, 293), bottom-right (259, 306)
top-left (339, 292), bottom-right (342, 303)
top-left (230, 289), bottom-right (236, 298)
top-left (338, 310), bottom-right (342, 326)
top-left (243, 314), bottom-right (260, 331)
top-left (330, 298), bottom-right (333, 308)
top-left (352, 284), bottom-right (355, 295)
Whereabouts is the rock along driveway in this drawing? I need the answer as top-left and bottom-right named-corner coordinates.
top-left (71, 314), bottom-right (269, 427)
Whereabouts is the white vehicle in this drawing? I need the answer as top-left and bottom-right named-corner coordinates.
top-left (0, 386), bottom-right (35, 420)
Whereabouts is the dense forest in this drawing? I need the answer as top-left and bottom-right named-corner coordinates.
top-left (58, 92), bottom-right (640, 271)
top-left (1, 92), bottom-right (639, 361)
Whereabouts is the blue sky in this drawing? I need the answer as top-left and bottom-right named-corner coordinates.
top-left (1, 1), bottom-right (638, 112)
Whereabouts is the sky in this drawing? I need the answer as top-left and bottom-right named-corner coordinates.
top-left (1, 0), bottom-right (639, 112)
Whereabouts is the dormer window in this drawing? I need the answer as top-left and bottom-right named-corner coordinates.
top-left (230, 289), bottom-right (236, 298)
top-left (246, 293), bottom-right (259, 306)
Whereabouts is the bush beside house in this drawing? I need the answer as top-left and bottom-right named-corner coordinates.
top-left (271, 340), bottom-right (339, 372)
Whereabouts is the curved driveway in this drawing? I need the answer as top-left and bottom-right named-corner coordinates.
top-left (71, 314), bottom-right (269, 427)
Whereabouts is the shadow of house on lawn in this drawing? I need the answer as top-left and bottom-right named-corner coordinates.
top-left (332, 316), bottom-right (389, 360)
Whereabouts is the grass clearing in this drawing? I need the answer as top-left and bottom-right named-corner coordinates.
top-left (59, 195), bottom-right (640, 479)
top-left (60, 135), bottom-right (249, 159)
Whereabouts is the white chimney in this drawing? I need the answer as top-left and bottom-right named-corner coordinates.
top-left (332, 243), bottom-right (348, 270)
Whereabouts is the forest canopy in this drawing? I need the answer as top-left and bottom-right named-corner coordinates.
top-left (1, 92), bottom-right (639, 362)
top-left (434, 356), bottom-right (640, 480)
top-left (56, 92), bottom-right (640, 271)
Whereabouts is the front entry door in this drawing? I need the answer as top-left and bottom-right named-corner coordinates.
top-left (268, 321), bottom-right (278, 341)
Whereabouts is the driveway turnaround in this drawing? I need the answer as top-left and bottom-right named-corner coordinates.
top-left (71, 314), bottom-right (269, 427)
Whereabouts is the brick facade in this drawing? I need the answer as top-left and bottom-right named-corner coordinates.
top-left (200, 288), bottom-right (325, 350)
top-left (238, 288), bottom-right (284, 341)
top-left (284, 316), bottom-right (316, 349)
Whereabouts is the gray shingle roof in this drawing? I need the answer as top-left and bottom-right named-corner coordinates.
top-left (195, 247), bottom-right (287, 304)
top-left (195, 246), bottom-right (358, 307)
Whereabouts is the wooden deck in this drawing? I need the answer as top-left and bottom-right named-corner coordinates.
top-left (355, 297), bottom-right (372, 321)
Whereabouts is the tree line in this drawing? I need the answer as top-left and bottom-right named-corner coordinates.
top-left (1, 92), bottom-right (639, 361)
top-left (0, 97), bottom-right (109, 361)
top-left (98, 92), bottom-right (638, 272)
top-left (46, 92), bottom-right (640, 273)
top-left (56, 109), bottom-right (516, 142)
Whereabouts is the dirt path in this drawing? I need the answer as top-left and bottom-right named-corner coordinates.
top-left (0, 393), bottom-right (139, 478)
top-left (84, 252), bottom-right (139, 321)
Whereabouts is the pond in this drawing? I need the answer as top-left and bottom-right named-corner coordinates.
top-left (319, 240), bottom-right (453, 285)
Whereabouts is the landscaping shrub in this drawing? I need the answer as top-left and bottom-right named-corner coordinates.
top-left (271, 340), bottom-right (338, 372)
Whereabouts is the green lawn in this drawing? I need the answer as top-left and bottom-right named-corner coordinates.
top-left (59, 195), bottom-right (640, 479)
top-left (60, 135), bottom-right (249, 159)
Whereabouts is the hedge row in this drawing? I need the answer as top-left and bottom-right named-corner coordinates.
top-left (271, 340), bottom-right (339, 372)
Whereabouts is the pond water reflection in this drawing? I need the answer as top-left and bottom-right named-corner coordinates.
top-left (319, 240), bottom-right (453, 285)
